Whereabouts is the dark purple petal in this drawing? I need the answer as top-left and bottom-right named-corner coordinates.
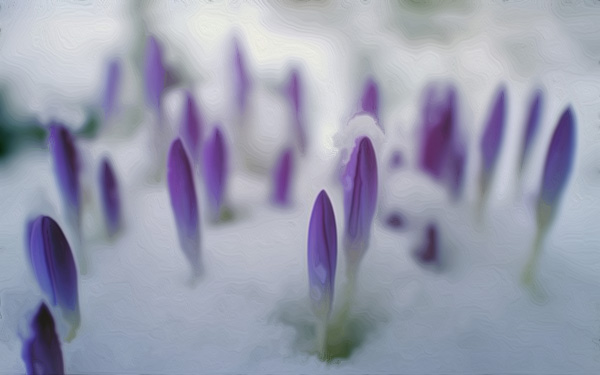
top-left (144, 36), bottom-right (166, 112)
top-left (480, 87), bottom-right (506, 177)
top-left (167, 139), bottom-right (201, 274)
top-left (233, 38), bottom-right (250, 114)
top-left (102, 59), bottom-right (120, 120)
top-left (307, 190), bottom-right (337, 318)
top-left (99, 157), bottom-right (121, 237)
top-left (418, 84), bottom-right (457, 179)
top-left (360, 77), bottom-right (379, 125)
top-left (179, 92), bottom-right (204, 162)
top-left (49, 124), bottom-right (80, 213)
top-left (285, 69), bottom-right (306, 153)
top-left (537, 107), bottom-right (576, 225)
top-left (413, 223), bottom-right (440, 269)
top-left (26, 216), bottom-right (80, 334)
top-left (271, 148), bottom-right (293, 206)
top-left (342, 136), bottom-right (378, 256)
top-left (202, 126), bottom-right (228, 218)
top-left (21, 303), bottom-right (64, 375)
top-left (389, 150), bottom-right (404, 170)
top-left (519, 89), bottom-right (543, 172)
top-left (385, 212), bottom-right (406, 230)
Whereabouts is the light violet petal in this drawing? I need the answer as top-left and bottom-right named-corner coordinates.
top-left (413, 223), bottom-right (441, 270)
top-left (480, 87), bottom-right (506, 174)
top-left (307, 190), bottom-right (337, 317)
top-left (286, 69), bottom-right (306, 153)
top-left (167, 139), bottom-right (201, 271)
top-left (144, 36), bottom-right (166, 112)
top-left (272, 148), bottom-right (293, 206)
top-left (202, 127), bottom-right (228, 217)
top-left (389, 150), bottom-right (404, 170)
top-left (538, 107), bottom-right (576, 219)
top-left (343, 136), bottom-right (378, 252)
top-left (22, 303), bottom-right (64, 375)
top-left (99, 157), bottom-right (122, 237)
top-left (418, 84), bottom-right (456, 180)
top-left (27, 216), bottom-right (79, 315)
top-left (102, 59), bottom-right (121, 119)
top-left (49, 124), bottom-right (80, 212)
top-left (361, 77), bottom-right (379, 124)
top-left (180, 92), bottom-right (204, 163)
top-left (233, 38), bottom-right (250, 114)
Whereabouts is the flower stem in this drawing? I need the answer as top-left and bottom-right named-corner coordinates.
top-left (521, 225), bottom-right (546, 287)
top-left (316, 317), bottom-right (328, 361)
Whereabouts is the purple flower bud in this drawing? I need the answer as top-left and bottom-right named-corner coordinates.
top-left (99, 157), bottom-right (121, 237)
top-left (48, 124), bottom-right (80, 218)
top-left (179, 92), bottom-right (204, 163)
top-left (537, 107), bottom-right (575, 227)
top-left (26, 216), bottom-right (80, 337)
top-left (271, 148), bottom-right (293, 206)
top-left (102, 59), bottom-right (121, 120)
top-left (167, 139), bottom-right (201, 275)
top-left (307, 190), bottom-right (337, 318)
top-left (233, 38), bottom-right (250, 114)
top-left (360, 76), bottom-right (379, 125)
top-left (389, 150), bottom-right (404, 170)
top-left (479, 87), bottom-right (506, 191)
top-left (144, 36), bottom-right (166, 113)
top-left (342, 136), bottom-right (378, 263)
top-left (419, 84), bottom-right (457, 180)
top-left (202, 126), bottom-right (228, 219)
top-left (285, 69), bottom-right (307, 153)
top-left (519, 89), bottom-right (543, 172)
top-left (413, 223), bottom-right (440, 269)
top-left (385, 212), bottom-right (406, 230)
top-left (21, 303), bottom-right (64, 375)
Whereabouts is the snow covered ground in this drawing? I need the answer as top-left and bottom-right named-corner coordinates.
top-left (1, 1), bottom-right (600, 373)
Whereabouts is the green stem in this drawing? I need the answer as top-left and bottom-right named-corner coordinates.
top-left (521, 226), bottom-right (546, 286)
top-left (316, 317), bottom-right (328, 361)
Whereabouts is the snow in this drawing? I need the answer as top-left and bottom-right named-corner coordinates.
top-left (1, 1), bottom-right (600, 373)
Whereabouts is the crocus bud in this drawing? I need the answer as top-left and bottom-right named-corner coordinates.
top-left (537, 107), bottom-right (575, 229)
top-left (99, 157), bottom-right (122, 237)
top-left (360, 76), bottom-right (379, 125)
top-left (233, 38), bottom-right (250, 114)
top-left (385, 212), bottom-right (406, 230)
top-left (271, 148), bottom-right (293, 206)
top-left (286, 69), bottom-right (307, 153)
top-left (389, 150), bottom-right (404, 170)
top-left (144, 36), bottom-right (166, 113)
top-left (21, 303), bottom-right (64, 375)
top-left (479, 87), bottom-right (506, 196)
top-left (419, 84), bottom-right (456, 180)
top-left (48, 124), bottom-right (80, 218)
top-left (102, 59), bottom-right (121, 120)
top-left (342, 136), bottom-right (378, 268)
top-left (167, 139), bottom-right (201, 276)
top-left (179, 92), bottom-right (204, 164)
top-left (26, 216), bottom-right (80, 340)
top-left (307, 190), bottom-right (338, 319)
top-left (413, 223), bottom-right (441, 270)
top-left (202, 126), bottom-right (228, 220)
top-left (519, 89), bottom-right (543, 173)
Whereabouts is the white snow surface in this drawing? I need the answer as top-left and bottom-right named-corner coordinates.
top-left (1, 1), bottom-right (600, 373)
